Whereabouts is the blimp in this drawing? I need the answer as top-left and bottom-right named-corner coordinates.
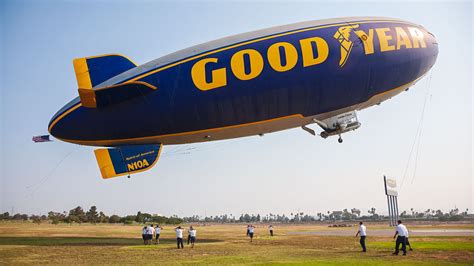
top-left (47, 16), bottom-right (438, 179)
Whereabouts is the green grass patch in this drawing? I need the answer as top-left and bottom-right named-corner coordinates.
top-left (0, 236), bottom-right (140, 246)
top-left (368, 240), bottom-right (474, 251)
top-left (0, 236), bottom-right (222, 246)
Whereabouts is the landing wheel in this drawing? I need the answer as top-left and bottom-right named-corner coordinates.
top-left (338, 137), bottom-right (343, 143)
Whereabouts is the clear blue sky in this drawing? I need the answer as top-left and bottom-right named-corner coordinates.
top-left (0, 0), bottom-right (472, 217)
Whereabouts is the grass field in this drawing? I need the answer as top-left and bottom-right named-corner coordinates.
top-left (0, 222), bottom-right (473, 265)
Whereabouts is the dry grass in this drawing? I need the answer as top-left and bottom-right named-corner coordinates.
top-left (0, 222), bottom-right (472, 265)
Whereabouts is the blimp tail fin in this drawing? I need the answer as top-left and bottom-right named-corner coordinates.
top-left (94, 144), bottom-right (163, 179)
top-left (73, 54), bottom-right (137, 89)
top-left (78, 81), bottom-right (157, 108)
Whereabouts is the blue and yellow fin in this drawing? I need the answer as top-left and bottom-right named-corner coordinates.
top-left (93, 144), bottom-right (162, 179)
top-left (73, 54), bottom-right (137, 89)
top-left (78, 81), bottom-right (157, 108)
top-left (73, 54), bottom-right (142, 108)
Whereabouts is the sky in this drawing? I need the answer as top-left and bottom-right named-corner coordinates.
top-left (0, 0), bottom-right (472, 217)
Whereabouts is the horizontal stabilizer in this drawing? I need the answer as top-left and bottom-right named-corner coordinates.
top-left (78, 81), bottom-right (157, 108)
top-left (94, 144), bottom-right (162, 179)
top-left (73, 54), bottom-right (137, 89)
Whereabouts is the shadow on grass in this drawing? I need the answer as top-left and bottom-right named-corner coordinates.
top-left (0, 236), bottom-right (223, 246)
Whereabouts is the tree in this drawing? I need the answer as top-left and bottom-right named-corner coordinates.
top-left (69, 206), bottom-right (87, 223)
top-left (86, 206), bottom-right (99, 223)
top-left (65, 215), bottom-right (80, 223)
top-left (12, 214), bottom-right (28, 221)
top-left (424, 209), bottom-right (431, 218)
top-left (48, 211), bottom-right (66, 224)
top-left (30, 215), bottom-right (42, 224)
top-left (142, 213), bottom-right (152, 223)
top-left (98, 212), bottom-right (108, 223)
top-left (0, 212), bottom-right (10, 220)
top-left (243, 214), bottom-right (251, 223)
top-left (368, 208), bottom-right (378, 220)
top-left (435, 209), bottom-right (443, 217)
top-left (342, 209), bottom-right (353, 220)
top-left (135, 211), bottom-right (144, 223)
top-left (109, 215), bottom-right (121, 223)
top-left (351, 208), bottom-right (361, 217)
top-left (121, 215), bottom-right (136, 224)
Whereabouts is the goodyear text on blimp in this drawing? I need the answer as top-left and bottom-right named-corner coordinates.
top-left (191, 26), bottom-right (427, 91)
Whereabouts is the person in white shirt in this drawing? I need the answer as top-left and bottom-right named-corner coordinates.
top-left (187, 226), bottom-right (192, 245)
top-left (268, 225), bottom-right (274, 237)
top-left (248, 225), bottom-right (255, 242)
top-left (393, 220), bottom-right (407, 255)
top-left (355, 222), bottom-right (367, 252)
top-left (154, 225), bottom-right (163, 245)
top-left (142, 226), bottom-right (147, 245)
top-left (145, 224), bottom-right (155, 245)
top-left (175, 226), bottom-right (184, 249)
top-left (189, 226), bottom-right (197, 248)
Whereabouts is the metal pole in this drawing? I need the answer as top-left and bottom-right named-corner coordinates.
top-left (389, 196), bottom-right (396, 226)
top-left (387, 195), bottom-right (392, 226)
top-left (394, 196), bottom-right (399, 222)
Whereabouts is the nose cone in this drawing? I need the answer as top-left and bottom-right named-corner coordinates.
top-left (430, 36), bottom-right (439, 72)
top-left (429, 31), bottom-right (439, 57)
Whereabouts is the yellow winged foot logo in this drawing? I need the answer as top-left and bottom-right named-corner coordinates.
top-left (334, 24), bottom-right (359, 67)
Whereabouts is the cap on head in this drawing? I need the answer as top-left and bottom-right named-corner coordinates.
top-left (398, 220), bottom-right (402, 224)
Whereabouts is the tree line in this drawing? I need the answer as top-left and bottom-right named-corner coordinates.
top-left (0, 206), bottom-right (469, 224)
top-left (0, 206), bottom-right (183, 225)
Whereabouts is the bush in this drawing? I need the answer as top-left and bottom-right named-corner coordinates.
top-left (449, 215), bottom-right (463, 221)
top-left (109, 215), bottom-right (121, 223)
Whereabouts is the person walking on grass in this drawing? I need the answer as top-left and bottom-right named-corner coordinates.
top-left (187, 226), bottom-right (192, 245)
top-left (246, 224), bottom-right (250, 237)
top-left (248, 224), bottom-right (255, 242)
top-left (393, 220), bottom-right (407, 255)
top-left (355, 221), bottom-right (367, 252)
top-left (268, 225), bottom-right (274, 236)
top-left (145, 224), bottom-right (155, 245)
top-left (154, 225), bottom-right (163, 245)
top-left (175, 226), bottom-right (184, 249)
top-left (142, 226), bottom-right (147, 245)
top-left (189, 226), bottom-right (197, 248)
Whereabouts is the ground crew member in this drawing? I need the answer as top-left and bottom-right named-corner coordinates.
top-left (355, 221), bottom-right (367, 252)
top-left (154, 225), bottom-right (163, 244)
top-left (175, 226), bottom-right (184, 249)
top-left (189, 226), bottom-right (197, 248)
top-left (146, 224), bottom-right (155, 245)
top-left (393, 220), bottom-right (407, 255)
top-left (248, 225), bottom-right (255, 242)
top-left (142, 226), bottom-right (147, 245)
